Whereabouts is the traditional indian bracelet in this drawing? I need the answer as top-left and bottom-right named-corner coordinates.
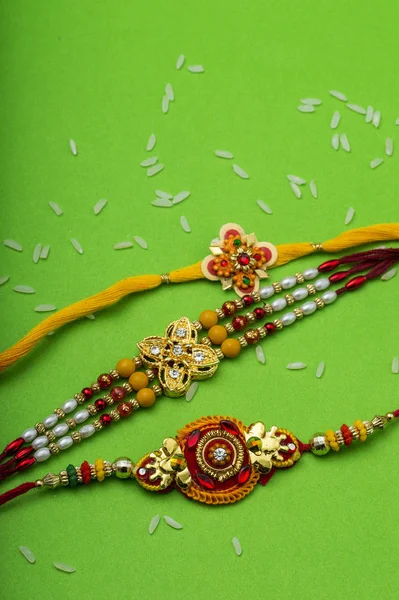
top-left (1, 408), bottom-right (397, 507)
top-left (0, 246), bottom-right (398, 482)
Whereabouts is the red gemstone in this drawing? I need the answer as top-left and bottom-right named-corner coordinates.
top-left (196, 472), bottom-right (215, 490)
top-left (16, 457), bottom-right (35, 471)
top-left (329, 270), bottom-right (349, 283)
top-left (187, 429), bottom-right (201, 449)
top-left (100, 414), bottom-right (112, 426)
top-left (95, 398), bottom-right (107, 412)
top-left (117, 402), bottom-right (133, 418)
top-left (242, 294), bottom-right (253, 307)
top-left (238, 465), bottom-right (251, 484)
top-left (253, 307), bottom-right (265, 320)
top-left (264, 322), bottom-right (276, 334)
top-left (220, 420), bottom-right (240, 435)
top-left (318, 259), bottom-right (340, 272)
top-left (81, 461), bottom-right (91, 484)
top-left (110, 386), bottom-right (126, 402)
top-left (15, 446), bottom-right (33, 461)
top-left (253, 253), bottom-right (262, 261)
top-left (4, 437), bottom-right (24, 456)
top-left (237, 254), bottom-right (250, 266)
top-left (345, 275), bottom-right (367, 291)
top-left (220, 259), bottom-right (228, 267)
top-left (82, 387), bottom-right (93, 399)
top-left (98, 373), bottom-right (113, 390)
top-left (232, 315), bottom-right (247, 331)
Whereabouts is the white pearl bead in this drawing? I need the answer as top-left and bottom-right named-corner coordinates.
top-left (43, 414), bottom-right (58, 429)
top-left (281, 312), bottom-right (296, 326)
top-left (80, 424), bottom-right (95, 439)
top-left (21, 428), bottom-right (37, 443)
top-left (62, 398), bottom-right (77, 414)
top-left (32, 435), bottom-right (49, 449)
top-left (314, 278), bottom-right (330, 291)
top-left (301, 301), bottom-right (317, 315)
top-left (322, 290), bottom-right (337, 304)
top-left (303, 268), bottom-right (319, 280)
top-left (271, 298), bottom-right (287, 311)
top-left (34, 448), bottom-right (51, 462)
top-left (58, 436), bottom-right (73, 450)
top-left (75, 410), bottom-right (89, 424)
top-left (292, 287), bottom-right (308, 301)
top-left (53, 423), bottom-right (69, 437)
top-left (280, 276), bottom-right (297, 290)
top-left (260, 285), bottom-right (275, 299)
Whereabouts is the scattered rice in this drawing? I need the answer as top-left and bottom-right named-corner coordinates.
top-left (162, 95), bottom-right (169, 114)
top-left (40, 245), bottom-right (50, 259)
top-left (147, 164), bottom-right (164, 177)
top-left (70, 238), bottom-right (83, 255)
top-left (370, 158), bottom-right (383, 169)
top-left (310, 180), bottom-right (318, 199)
top-left (148, 514), bottom-right (160, 535)
top-left (232, 537), bottom-right (242, 556)
top-left (152, 198), bottom-right (173, 208)
top-left (316, 361), bottom-right (325, 379)
top-left (346, 103), bottom-right (366, 115)
top-left (13, 285), bottom-right (35, 294)
top-left (140, 157), bottom-right (158, 167)
top-left (188, 65), bottom-right (204, 73)
top-left (19, 546), bottom-right (35, 564)
top-left (155, 190), bottom-right (172, 199)
top-left (215, 150), bottom-right (233, 159)
top-left (53, 562), bottom-right (76, 573)
top-left (332, 133), bottom-right (339, 150)
top-left (340, 133), bottom-right (351, 152)
top-left (173, 191), bottom-right (190, 205)
top-left (93, 198), bottom-right (108, 215)
top-left (49, 201), bottom-right (63, 216)
top-left (297, 104), bottom-right (315, 113)
top-left (344, 206), bottom-right (355, 225)
top-left (395, 118), bottom-right (399, 126)
top-left (256, 199), bottom-right (272, 214)
top-left (33, 243), bottom-right (42, 264)
top-left (165, 83), bottom-right (174, 101)
top-left (4, 239), bottom-right (23, 252)
top-left (180, 216), bottom-right (191, 233)
top-left (47, 331), bottom-right (55, 336)
top-left (186, 382), bottom-right (199, 402)
top-left (287, 174), bottom-right (306, 185)
top-left (392, 357), bottom-right (399, 374)
top-left (85, 313), bottom-right (96, 320)
top-left (233, 164), bottom-right (249, 179)
top-left (35, 304), bottom-right (57, 313)
top-left (329, 90), bottom-right (347, 102)
top-left (290, 182), bottom-right (302, 199)
top-left (0, 275), bottom-right (10, 286)
top-left (330, 111), bottom-right (340, 129)
top-left (176, 54), bottom-right (185, 70)
top-left (69, 139), bottom-right (77, 156)
top-left (133, 236), bottom-right (148, 249)
top-left (365, 106), bottom-right (374, 123)
top-left (372, 110), bottom-right (381, 128)
top-left (146, 134), bottom-right (156, 152)
top-left (114, 241), bottom-right (134, 250)
top-left (385, 138), bottom-right (393, 157)
top-left (300, 98), bottom-right (322, 105)
top-left (286, 362), bottom-right (307, 370)
top-left (164, 515), bottom-right (183, 529)
top-left (255, 345), bottom-right (266, 364)
top-left (381, 267), bottom-right (397, 281)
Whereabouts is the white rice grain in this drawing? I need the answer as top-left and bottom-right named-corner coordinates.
top-left (93, 198), bottom-right (108, 215)
top-left (332, 133), bottom-right (340, 150)
top-left (133, 236), bottom-right (148, 249)
top-left (330, 111), bottom-right (341, 129)
top-left (162, 95), bottom-right (169, 114)
top-left (155, 189), bottom-right (172, 199)
top-left (147, 164), bottom-right (164, 177)
top-left (85, 313), bottom-right (96, 320)
top-left (4, 239), bottom-right (23, 252)
top-left (370, 158), bottom-right (383, 169)
top-left (316, 361), bottom-right (325, 379)
top-left (69, 139), bottom-right (77, 156)
top-left (381, 267), bottom-right (397, 281)
top-left (300, 98), bottom-right (322, 105)
top-left (395, 118), bottom-right (399, 126)
top-left (329, 90), bottom-right (347, 102)
top-left (70, 238), bottom-right (83, 255)
top-left (255, 345), bottom-right (266, 364)
top-left (365, 106), bottom-right (374, 123)
top-left (35, 304), bottom-right (57, 313)
top-left (346, 103), bottom-right (366, 115)
top-left (310, 180), bottom-right (318, 199)
top-left (188, 65), bottom-right (204, 73)
top-left (286, 362), bottom-right (307, 370)
top-left (176, 54), bottom-right (185, 70)
top-left (49, 201), bottom-right (63, 216)
top-left (140, 157), bottom-right (158, 167)
top-left (392, 356), bottom-right (399, 374)
top-left (19, 546), bottom-right (35, 564)
top-left (152, 198), bottom-right (173, 208)
top-left (13, 285), bottom-right (35, 294)
top-left (148, 514), bottom-right (160, 535)
top-left (297, 104), bottom-right (315, 113)
top-left (47, 331), bottom-right (55, 336)
top-left (33, 243), bottom-right (42, 264)
top-left (233, 164), bottom-right (249, 179)
top-left (146, 134), bottom-right (156, 152)
top-left (164, 515), bottom-right (183, 529)
top-left (173, 191), bottom-right (190, 205)
top-left (53, 562), bottom-right (76, 573)
top-left (40, 245), bottom-right (50, 259)
top-left (215, 150), bottom-right (234, 159)
top-left (385, 138), bottom-right (394, 157)
top-left (344, 206), bottom-right (355, 225)
top-left (372, 110), bottom-right (381, 128)
top-left (232, 537), bottom-right (242, 557)
top-left (0, 275), bottom-right (10, 286)
top-left (290, 182), bottom-right (302, 199)
top-left (256, 199), bottom-right (272, 214)
top-left (340, 133), bottom-right (351, 152)
top-left (114, 241), bottom-right (133, 250)
top-left (165, 83), bottom-right (174, 101)
top-left (287, 174), bottom-right (306, 185)
top-left (180, 216), bottom-right (191, 233)
top-left (186, 382), bottom-right (199, 402)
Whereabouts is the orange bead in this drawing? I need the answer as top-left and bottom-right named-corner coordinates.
top-left (221, 338), bottom-right (241, 358)
top-left (116, 358), bottom-right (136, 378)
top-left (199, 310), bottom-right (219, 330)
top-left (136, 387), bottom-right (156, 408)
top-left (129, 371), bottom-right (149, 391)
top-left (208, 325), bottom-right (228, 345)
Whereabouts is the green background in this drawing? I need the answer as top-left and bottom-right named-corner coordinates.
top-left (1, 0), bottom-right (398, 598)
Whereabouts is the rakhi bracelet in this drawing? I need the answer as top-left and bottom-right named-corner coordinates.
top-left (0, 247), bottom-right (398, 481)
top-left (1, 408), bottom-right (398, 508)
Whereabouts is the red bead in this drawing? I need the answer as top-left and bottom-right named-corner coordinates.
top-left (15, 446), bottom-right (33, 461)
top-left (82, 387), bottom-right (93, 399)
top-left (117, 402), bottom-right (132, 418)
top-left (253, 253), bottom-right (262, 261)
top-left (242, 294), bottom-right (253, 307)
top-left (16, 457), bottom-right (35, 471)
top-left (245, 329), bottom-right (260, 344)
top-left (187, 429), bottom-right (201, 449)
top-left (238, 465), bottom-right (251, 484)
top-left (110, 386), bottom-right (126, 402)
top-left (393, 409), bottom-right (399, 418)
top-left (345, 275), bottom-right (367, 291)
top-left (4, 437), bottom-right (24, 456)
top-left (196, 472), bottom-right (215, 490)
top-left (318, 259), bottom-right (340, 272)
top-left (264, 322), bottom-right (276, 334)
top-left (95, 398), bottom-right (107, 412)
top-left (81, 461), bottom-right (91, 484)
top-left (232, 315), bottom-right (247, 331)
top-left (237, 254), bottom-right (250, 266)
top-left (253, 307), bottom-right (265, 320)
top-left (329, 270), bottom-right (349, 283)
top-left (220, 420), bottom-right (240, 435)
top-left (222, 301), bottom-right (236, 316)
top-left (98, 373), bottom-right (113, 390)
top-left (220, 259), bottom-right (228, 267)
top-left (100, 414), bottom-right (112, 426)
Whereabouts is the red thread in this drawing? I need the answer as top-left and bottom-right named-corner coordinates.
top-left (0, 481), bottom-right (36, 507)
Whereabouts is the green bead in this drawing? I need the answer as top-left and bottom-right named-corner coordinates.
top-left (233, 239), bottom-right (242, 246)
top-left (66, 464), bottom-right (78, 487)
top-left (309, 433), bottom-right (331, 456)
top-left (243, 276), bottom-right (250, 285)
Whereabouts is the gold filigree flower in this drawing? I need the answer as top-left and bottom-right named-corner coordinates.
top-left (244, 422), bottom-right (289, 473)
top-left (147, 437), bottom-right (191, 490)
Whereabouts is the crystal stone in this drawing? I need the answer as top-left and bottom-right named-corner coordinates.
top-left (193, 351), bottom-right (205, 362)
top-left (213, 447), bottom-right (227, 461)
top-left (169, 368), bottom-right (180, 379)
top-left (150, 346), bottom-right (160, 355)
top-left (173, 345), bottom-right (183, 356)
top-left (176, 328), bottom-right (187, 337)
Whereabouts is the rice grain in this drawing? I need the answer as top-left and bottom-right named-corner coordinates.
top-left (290, 182), bottom-right (302, 199)
top-left (329, 90), bottom-right (347, 102)
top-left (4, 239), bottom-right (23, 252)
top-left (70, 238), bottom-right (83, 255)
top-left (19, 546), bottom-right (35, 564)
top-left (69, 139), bottom-right (77, 156)
top-left (155, 189), bottom-right (172, 199)
top-left (148, 514), bottom-right (160, 535)
top-left (372, 111), bottom-right (381, 128)
top-left (340, 133), bottom-right (351, 152)
top-left (215, 150), bottom-right (233, 159)
top-left (86, 313), bottom-right (96, 320)
top-left (152, 198), bottom-right (173, 208)
top-left (381, 267), bottom-right (397, 281)
top-left (165, 83), bottom-right (174, 101)
top-left (40, 245), bottom-right (50, 259)
top-left (49, 202), bottom-right (63, 216)
top-left (146, 134), bottom-right (156, 152)
top-left (392, 357), bottom-right (399, 374)
top-left (162, 95), bottom-right (169, 114)
top-left (33, 243), bottom-right (42, 264)
top-left (114, 241), bottom-right (134, 250)
top-left (173, 191), bottom-right (190, 205)
top-left (255, 344), bottom-right (266, 364)
top-left (176, 54), bottom-right (185, 70)
top-left (365, 106), bottom-right (374, 123)
top-left (346, 103), bottom-right (366, 115)
top-left (344, 206), bottom-right (355, 225)
top-left (316, 361), bottom-right (325, 378)
top-left (186, 382), bottom-right (199, 402)
top-left (133, 236), bottom-right (148, 249)
top-left (297, 104), bottom-right (315, 113)
top-left (310, 180), bottom-right (318, 199)
top-left (164, 515), bottom-right (183, 529)
top-left (35, 304), bottom-right (57, 313)
top-left (256, 199), bottom-right (272, 214)
top-left (330, 111), bottom-right (340, 129)
top-left (53, 562), bottom-right (76, 573)
top-left (93, 198), bottom-right (108, 215)
top-left (370, 158), bottom-right (383, 169)
top-left (232, 537), bottom-right (243, 556)
top-left (147, 164), bottom-right (164, 177)
top-left (300, 98), bottom-right (322, 105)
top-left (385, 138), bottom-right (393, 157)
top-left (286, 362), bottom-right (307, 370)
top-left (332, 133), bottom-right (339, 150)
top-left (0, 275), bottom-right (10, 286)
top-left (180, 216), bottom-right (191, 233)
top-left (140, 157), bottom-right (158, 167)
top-left (233, 164), bottom-right (249, 179)
top-left (13, 285), bottom-right (35, 294)
top-left (188, 65), bottom-right (204, 73)
top-left (287, 174), bottom-right (306, 185)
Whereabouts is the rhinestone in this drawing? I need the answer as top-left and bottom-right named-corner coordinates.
top-left (169, 368), bottom-right (180, 379)
top-left (176, 328), bottom-right (187, 337)
top-left (213, 447), bottom-right (227, 461)
top-left (173, 345), bottom-right (184, 356)
top-left (288, 443), bottom-right (296, 451)
top-left (193, 351), bottom-right (205, 362)
top-left (138, 467), bottom-right (147, 477)
top-left (150, 346), bottom-right (160, 355)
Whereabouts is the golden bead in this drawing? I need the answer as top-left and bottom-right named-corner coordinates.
top-left (66, 418), bottom-right (76, 428)
top-left (122, 382), bottom-right (133, 393)
top-left (257, 327), bottom-right (267, 338)
top-left (238, 336), bottom-right (248, 347)
top-left (285, 294), bottom-right (295, 305)
top-left (116, 358), bottom-right (136, 378)
top-left (74, 392), bottom-right (85, 404)
top-left (245, 312), bottom-right (256, 323)
top-left (199, 310), bottom-right (219, 329)
top-left (48, 443), bottom-right (59, 454)
top-left (200, 336), bottom-right (212, 345)
top-left (134, 356), bottom-right (143, 369)
top-left (386, 413), bottom-right (395, 421)
top-left (307, 284), bottom-right (316, 295)
top-left (225, 323), bottom-right (234, 334)
top-left (129, 371), bottom-right (149, 391)
top-left (151, 385), bottom-right (163, 398)
top-left (71, 432), bottom-right (82, 443)
top-left (46, 430), bottom-right (56, 442)
top-left (215, 348), bottom-right (224, 360)
top-left (251, 292), bottom-right (261, 302)
top-left (137, 387), bottom-right (156, 408)
top-left (54, 408), bottom-right (65, 419)
top-left (295, 272), bottom-right (305, 284)
top-left (35, 422), bottom-right (45, 434)
top-left (263, 304), bottom-right (273, 315)
top-left (103, 394), bottom-right (114, 406)
top-left (272, 282), bottom-right (282, 293)
top-left (59, 471), bottom-right (69, 486)
top-left (220, 338), bottom-right (241, 358)
top-left (91, 382), bottom-right (101, 393)
top-left (215, 308), bottom-right (224, 319)
top-left (293, 308), bottom-right (304, 320)
top-left (110, 409), bottom-right (120, 421)
top-left (273, 318), bottom-right (283, 330)
top-left (192, 320), bottom-right (203, 331)
top-left (314, 297), bottom-right (325, 309)
top-left (75, 467), bottom-right (83, 484)
top-left (93, 419), bottom-right (103, 431)
top-left (145, 369), bottom-right (155, 381)
top-left (87, 404), bottom-right (97, 416)
top-left (234, 299), bottom-right (244, 310)
top-left (128, 398), bottom-right (141, 410)
top-left (110, 369), bottom-right (120, 380)
top-left (208, 325), bottom-right (228, 345)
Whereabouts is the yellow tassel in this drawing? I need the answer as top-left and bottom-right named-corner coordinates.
top-left (0, 222), bottom-right (397, 372)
